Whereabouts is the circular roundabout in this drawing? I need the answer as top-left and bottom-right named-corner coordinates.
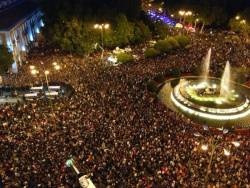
top-left (159, 76), bottom-right (250, 128)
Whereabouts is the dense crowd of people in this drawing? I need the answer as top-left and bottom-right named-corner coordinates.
top-left (0, 32), bottom-right (250, 187)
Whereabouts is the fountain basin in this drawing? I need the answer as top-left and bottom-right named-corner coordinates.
top-left (159, 76), bottom-right (250, 128)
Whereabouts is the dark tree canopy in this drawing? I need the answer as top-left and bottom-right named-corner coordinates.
top-left (0, 45), bottom-right (13, 73)
top-left (39, 0), bottom-right (152, 54)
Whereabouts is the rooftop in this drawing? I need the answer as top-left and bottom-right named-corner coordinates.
top-left (0, 0), bottom-right (39, 31)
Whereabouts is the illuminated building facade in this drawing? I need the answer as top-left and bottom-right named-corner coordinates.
top-left (0, 0), bottom-right (44, 72)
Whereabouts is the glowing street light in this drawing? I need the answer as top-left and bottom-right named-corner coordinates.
top-left (94, 24), bottom-right (99, 29)
top-left (194, 18), bottom-right (200, 30)
top-left (30, 65), bottom-right (35, 70)
top-left (93, 23), bottom-right (110, 62)
top-left (179, 10), bottom-right (193, 24)
top-left (235, 16), bottom-right (240, 20)
top-left (179, 10), bottom-right (185, 16)
top-left (240, 19), bottom-right (246, 24)
top-left (198, 137), bottom-right (240, 187)
top-left (31, 69), bottom-right (39, 75)
top-left (185, 11), bottom-right (192, 16)
top-left (104, 24), bottom-right (110, 29)
top-left (45, 70), bottom-right (50, 75)
top-left (94, 23), bottom-right (110, 30)
top-left (54, 65), bottom-right (61, 70)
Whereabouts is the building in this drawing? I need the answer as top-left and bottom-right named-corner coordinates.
top-left (0, 0), bottom-right (44, 72)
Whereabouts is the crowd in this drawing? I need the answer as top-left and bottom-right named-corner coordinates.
top-left (0, 32), bottom-right (249, 188)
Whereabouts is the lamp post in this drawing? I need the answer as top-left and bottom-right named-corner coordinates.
top-left (94, 23), bottom-right (110, 62)
top-left (44, 70), bottom-right (50, 91)
top-left (198, 137), bottom-right (240, 187)
top-left (194, 18), bottom-right (199, 30)
top-left (179, 10), bottom-right (192, 25)
top-left (235, 16), bottom-right (240, 20)
top-left (240, 19), bottom-right (246, 25)
top-left (184, 11), bottom-right (192, 25)
top-left (30, 69), bottom-right (39, 87)
top-left (179, 10), bottom-right (185, 23)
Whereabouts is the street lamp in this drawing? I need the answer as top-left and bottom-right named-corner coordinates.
top-left (179, 10), bottom-right (185, 16)
top-left (240, 19), bottom-right (246, 24)
top-left (54, 65), bottom-right (61, 71)
top-left (30, 65), bottom-right (35, 70)
top-left (178, 10), bottom-right (185, 23)
top-left (235, 16), bottom-right (240, 20)
top-left (30, 69), bottom-right (39, 86)
top-left (93, 23), bottom-right (110, 62)
top-left (199, 137), bottom-right (240, 187)
top-left (194, 18), bottom-right (199, 30)
top-left (44, 70), bottom-right (50, 91)
top-left (185, 11), bottom-right (192, 16)
top-left (179, 10), bottom-right (193, 24)
top-left (184, 11), bottom-right (192, 24)
top-left (31, 69), bottom-right (38, 76)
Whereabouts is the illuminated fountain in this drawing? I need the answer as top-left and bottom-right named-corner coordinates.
top-left (159, 49), bottom-right (250, 127)
top-left (202, 48), bottom-right (211, 84)
top-left (220, 61), bottom-right (231, 98)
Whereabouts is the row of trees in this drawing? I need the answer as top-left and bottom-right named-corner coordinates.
top-left (39, 0), bottom-right (153, 54)
top-left (145, 35), bottom-right (191, 58)
top-left (164, 0), bottom-right (250, 34)
top-left (46, 15), bottom-right (152, 54)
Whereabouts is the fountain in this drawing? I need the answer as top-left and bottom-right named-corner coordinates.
top-left (220, 61), bottom-right (231, 98)
top-left (158, 48), bottom-right (250, 128)
top-left (202, 48), bottom-right (211, 83)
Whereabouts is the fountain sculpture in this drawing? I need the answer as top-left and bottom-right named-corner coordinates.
top-left (163, 48), bottom-right (250, 123)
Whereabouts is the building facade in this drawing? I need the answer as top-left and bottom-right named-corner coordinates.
top-left (0, 0), bottom-right (44, 72)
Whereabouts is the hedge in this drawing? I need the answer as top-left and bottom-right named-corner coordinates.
top-left (174, 35), bottom-right (191, 48)
top-left (166, 37), bottom-right (180, 49)
top-left (117, 53), bottom-right (134, 63)
top-left (144, 48), bottom-right (160, 58)
top-left (154, 40), bottom-right (173, 53)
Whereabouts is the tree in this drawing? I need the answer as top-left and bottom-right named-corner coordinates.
top-left (40, 0), bottom-right (148, 54)
top-left (153, 22), bottom-right (171, 39)
top-left (0, 45), bottom-right (13, 73)
top-left (131, 21), bottom-right (152, 44)
top-left (47, 17), bottom-right (99, 55)
top-left (110, 14), bottom-right (134, 47)
top-left (229, 8), bottom-right (250, 37)
top-left (194, 5), bottom-right (228, 33)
